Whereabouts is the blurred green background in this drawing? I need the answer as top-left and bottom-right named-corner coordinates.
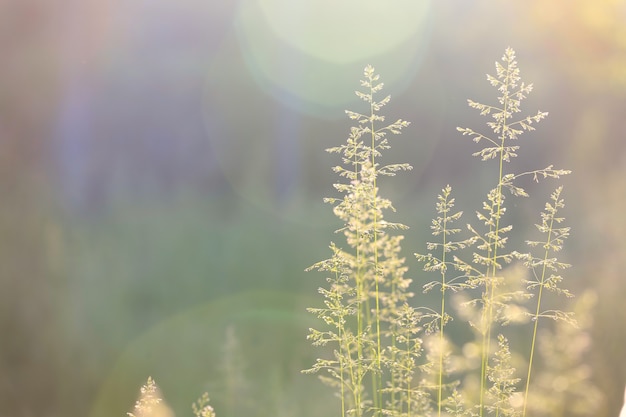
top-left (2, 1), bottom-right (626, 416)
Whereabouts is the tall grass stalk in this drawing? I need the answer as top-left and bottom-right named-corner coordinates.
top-left (456, 48), bottom-right (538, 416)
top-left (304, 64), bottom-right (411, 417)
top-left (456, 47), bottom-right (569, 416)
top-left (516, 186), bottom-right (574, 417)
top-left (416, 185), bottom-right (474, 417)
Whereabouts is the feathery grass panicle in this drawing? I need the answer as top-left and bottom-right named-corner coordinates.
top-left (416, 184), bottom-right (475, 417)
top-left (127, 377), bottom-right (174, 417)
top-left (484, 335), bottom-right (521, 417)
top-left (514, 186), bottom-right (576, 416)
top-left (305, 65), bottom-right (413, 417)
top-left (193, 393), bottom-right (216, 417)
top-left (453, 47), bottom-right (571, 417)
top-left (128, 379), bottom-right (217, 417)
top-left (128, 377), bottom-right (161, 417)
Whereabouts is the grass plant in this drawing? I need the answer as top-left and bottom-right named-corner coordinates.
top-left (305, 48), bottom-right (587, 417)
top-left (126, 48), bottom-right (598, 417)
top-left (303, 64), bottom-right (413, 417)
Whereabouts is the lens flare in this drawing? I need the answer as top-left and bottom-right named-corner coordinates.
top-left (234, 0), bottom-right (432, 118)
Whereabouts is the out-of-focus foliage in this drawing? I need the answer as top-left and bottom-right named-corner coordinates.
top-left (525, 291), bottom-right (603, 417)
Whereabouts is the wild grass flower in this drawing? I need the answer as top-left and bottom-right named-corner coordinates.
top-left (127, 377), bottom-right (174, 417)
top-left (453, 47), bottom-right (570, 417)
top-left (193, 393), bottom-right (216, 417)
top-left (416, 184), bottom-right (475, 417)
top-left (128, 378), bottom-right (217, 417)
top-left (304, 65), bottom-right (413, 417)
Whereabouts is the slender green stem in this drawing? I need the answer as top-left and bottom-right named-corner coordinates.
top-left (354, 143), bottom-right (364, 417)
top-left (369, 79), bottom-right (383, 416)
top-left (522, 212), bottom-right (555, 416)
top-left (407, 334), bottom-right (412, 417)
top-left (437, 209), bottom-right (448, 417)
top-left (391, 279), bottom-right (399, 415)
top-left (337, 271), bottom-right (347, 417)
top-left (480, 58), bottom-right (511, 417)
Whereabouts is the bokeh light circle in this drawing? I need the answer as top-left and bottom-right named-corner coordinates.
top-left (234, 0), bottom-right (433, 118)
top-left (257, 0), bottom-right (431, 64)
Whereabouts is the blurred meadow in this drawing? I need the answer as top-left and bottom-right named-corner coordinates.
top-left (2, 1), bottom-right (626, 416)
